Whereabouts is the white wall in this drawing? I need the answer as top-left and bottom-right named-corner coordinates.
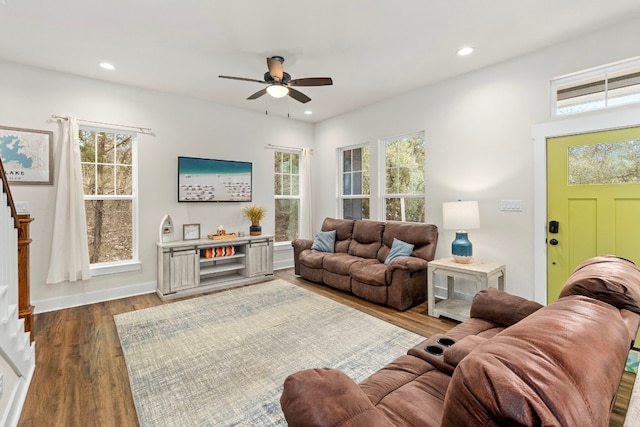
top-left (0, 60), bottom-right (313, 311)
top-left (313, 16), bottom-right (640, 299)
top-left (3, 15), bottom-right (639, 309)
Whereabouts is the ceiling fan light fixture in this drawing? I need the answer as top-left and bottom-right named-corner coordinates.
top-left (266, 84), bottom-right (289, 98)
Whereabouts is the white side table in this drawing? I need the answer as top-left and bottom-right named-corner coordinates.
top-left (427, 258), bottom-right (506, 322)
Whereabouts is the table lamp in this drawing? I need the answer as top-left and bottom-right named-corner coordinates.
top-left (442, 201), bottom-right (480, 264)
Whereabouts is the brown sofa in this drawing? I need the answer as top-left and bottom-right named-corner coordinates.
top-left (291, 218), bottom-right (438, 311)
top-left (281, 255), bottom-right (640, 426)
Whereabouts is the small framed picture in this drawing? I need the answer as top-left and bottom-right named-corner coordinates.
top-left (183, 223), bottom-right (201, 240)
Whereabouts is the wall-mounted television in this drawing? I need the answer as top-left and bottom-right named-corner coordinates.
top-left (178, 156), bottom-right (252, 202)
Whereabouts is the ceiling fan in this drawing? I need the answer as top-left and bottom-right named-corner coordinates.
top-left (219, 56), bottom-right (333, 104)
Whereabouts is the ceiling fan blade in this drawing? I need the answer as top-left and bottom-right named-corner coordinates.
top-left (267, 57), bottom-right (284, 81)
top-left (247, 88), bottom-right (268, 100)
top-left (219, 75), bottom-right (266, 84)
top-left (288, 87), bottom-right (311, 103)
top-left (289, 77), bottom-right (333, 87)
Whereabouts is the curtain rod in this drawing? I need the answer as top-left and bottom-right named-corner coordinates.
top-left (51, 115), bottom-right (152, 134)
top-left (265, 144), bottom-right (313, 153)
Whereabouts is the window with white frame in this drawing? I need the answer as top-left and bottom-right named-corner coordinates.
top-left (339, 145), bottom-right (370, 220)
top-left (274, 150), bottom-right (300, 242)
top-left (382, 132), bottom-right (425, 222)
top-left (79, 127), bottom-right (138, 266)
top-left (551, 57), bottom-right (640, 116)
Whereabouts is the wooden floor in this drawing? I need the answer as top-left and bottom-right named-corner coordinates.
top-left (18, 269), bottom-right (635, 426)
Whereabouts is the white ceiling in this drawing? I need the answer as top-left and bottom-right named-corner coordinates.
top-left (1, 1), bottom-right (639, 123)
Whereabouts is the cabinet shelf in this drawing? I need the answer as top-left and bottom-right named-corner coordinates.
top-left (200, 262), bottom-right (245, 276)
top-left (200, 253), bottom-right (245, 264)
top-left (157, 235), bottom-right (274, 300)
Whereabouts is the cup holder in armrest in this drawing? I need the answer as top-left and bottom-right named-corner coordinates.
top-left (437, 337), bottom-right (456, 347)
top-left (425, 345), bottom-right (444, 355)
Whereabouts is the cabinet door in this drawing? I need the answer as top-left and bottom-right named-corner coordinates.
top-left (170, 248), bottom-right (199, 291)
top-left (246, 240), bottom-right (273, 277)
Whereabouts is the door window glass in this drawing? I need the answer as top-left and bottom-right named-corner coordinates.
top-left (568, 139), bottom-right (640, 185)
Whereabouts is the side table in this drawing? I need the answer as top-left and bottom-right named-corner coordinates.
top-left (427, 258), bottom-right (506, 322)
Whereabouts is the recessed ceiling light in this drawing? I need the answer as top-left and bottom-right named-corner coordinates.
top-left (99, 62), bottom-right (115, 70)
top-left (457, 47), bottom-right (474, 57)
top-left (304, 110), bottom-right (312, 115)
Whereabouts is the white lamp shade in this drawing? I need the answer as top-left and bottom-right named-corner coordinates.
top-left (266, 84), bottom-right (289, 98)
top-left (442, 201), bottom-right (480, 230)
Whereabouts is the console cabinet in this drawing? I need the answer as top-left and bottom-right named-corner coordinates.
top-left (157, 235), bottom-right (274, 300)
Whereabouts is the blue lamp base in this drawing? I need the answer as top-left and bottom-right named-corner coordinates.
top-left (451, 231), bottom-right (473, 264)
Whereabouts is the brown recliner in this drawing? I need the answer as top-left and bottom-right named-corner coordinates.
top-left (292, 217), bottom-right (438, 310)
top-left (280, 255), bottom-right (640, 426)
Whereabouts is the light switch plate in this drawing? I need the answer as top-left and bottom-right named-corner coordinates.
top-left (500, 200), bottom-right (522, 212)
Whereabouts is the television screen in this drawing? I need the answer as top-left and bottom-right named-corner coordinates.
top-left (178, 156), bottom-right (252, 202)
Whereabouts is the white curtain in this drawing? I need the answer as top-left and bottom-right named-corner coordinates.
top-left (46, 117), bottom-right (90, 284)
top-left (300, 147), bottom-right (313, 238)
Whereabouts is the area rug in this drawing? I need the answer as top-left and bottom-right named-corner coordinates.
top-left (114, 279), bottom-right (424, 427)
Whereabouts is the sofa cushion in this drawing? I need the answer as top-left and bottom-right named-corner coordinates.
top-left (384, 238), bottom-right (414, 265)
top-left (559, 255), bottom-right (640, 314)
top-left (311, 230), bottom-right (336, 253)
top-left (350, 260), bottom-right (387, 287)
top-left (321, 217), bottom-right (355, 253)
top-left (348, 220), bottom-right (385, 259)
top-left (323, 253), bottom-right (363, 275)
top-left (298, 249), bottom-right (327, 269)
top-left (378, 221), bottom-right (438, 263)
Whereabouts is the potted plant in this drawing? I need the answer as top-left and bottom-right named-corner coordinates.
top-left (242, 205), bottom-right (267, 236)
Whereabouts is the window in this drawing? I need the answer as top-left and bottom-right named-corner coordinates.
top-left (79, 127), bottom-right (138, 269)
top-left (568, 139), bottom-right (640, 185)
top-left (274, 151), bottom-right (300, 242)
top-left (552, 57), bottom-right (640, 116)
top-left (382, 132), bottom-right (425, 222)
top-left (340, 145), bottom-right (370, 219)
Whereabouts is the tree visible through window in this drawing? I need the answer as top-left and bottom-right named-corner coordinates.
top-left (569, 139), bottom-right (640, 185)
top-left (274, 151), bottom-right (300, 242)
top-left (340, 146), bottom-right (370, 219)
top-left (383, 132), bottom-right (425, 222)
top-left (79, 128), bottom-right (137, 264)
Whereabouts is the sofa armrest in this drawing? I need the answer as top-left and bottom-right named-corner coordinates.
top-left (386, 256), bottom-right (428, 274)
top-left (443, 335), bottom-right (487, 367)
top-left (280, 368), bottom-right (393, 427)
top-left (291, 239), bottom-right (314, 275)
top-left (470, 287), bottom-right (543, 327)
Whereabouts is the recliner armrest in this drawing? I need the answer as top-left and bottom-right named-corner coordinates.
top-left (291, 239), bottom-right (314, 275)
top-left (470, 287), bottom-right (542, 327)
top-left (280, 368), bottom-right (392, 427)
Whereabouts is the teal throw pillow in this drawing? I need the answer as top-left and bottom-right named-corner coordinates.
top-left (384, 238), bottom-right (414, 265)
top-left (311, 230), bottom-right (336, 253)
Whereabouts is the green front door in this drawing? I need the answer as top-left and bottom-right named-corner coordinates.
top-left (547, 127), bottom-right (640, 304)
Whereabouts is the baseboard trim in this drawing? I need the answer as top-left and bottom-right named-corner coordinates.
top-left (274, 260), bottom-right (293, 271)
top-left (2, 359), bottom-right (35, 427)
top-left (33, 281), bottom-right (157, 314)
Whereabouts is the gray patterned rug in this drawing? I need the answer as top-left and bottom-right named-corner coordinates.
top-left (114, 279), bottom-right (424, 427)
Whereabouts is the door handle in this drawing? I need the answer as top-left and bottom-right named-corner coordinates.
top-left (549, 238), bottom-right (559, 246)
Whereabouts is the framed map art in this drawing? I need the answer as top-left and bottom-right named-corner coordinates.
top-left (0, 125), bottom-right (53, 184)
